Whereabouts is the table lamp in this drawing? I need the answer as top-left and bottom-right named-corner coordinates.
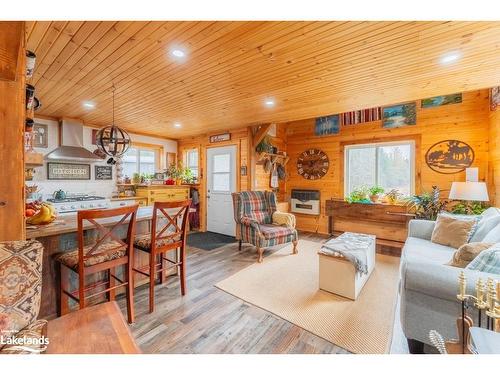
top-left (448, 181), bottom-right (490, 202)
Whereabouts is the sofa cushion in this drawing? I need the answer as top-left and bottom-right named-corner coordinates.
top-left (470, 212), bottom-right (500, 242)
top-left (54, 241), bottom-right (126, 270)
top-left (431, 214), bottom-right (478, 249)
top-left (478, 207), bottom-right (500, 220)
top-left (403, 237), bottom-right (456, 265)
top-left (447, 242), bottom-right (493, 268)
top-left (466, 244), bottom-right (500, 274)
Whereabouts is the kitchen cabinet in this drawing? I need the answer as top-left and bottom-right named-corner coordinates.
top-left (110, 197), bottom-right (148, 208)
top-left (135, 185), bottom-right (190, 205)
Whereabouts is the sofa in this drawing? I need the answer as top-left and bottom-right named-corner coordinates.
top-left (399, 208), bottom-right (500, 353)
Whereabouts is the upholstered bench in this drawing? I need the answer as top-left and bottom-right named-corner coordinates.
top-left (318, 232), bottom-right (376, 300)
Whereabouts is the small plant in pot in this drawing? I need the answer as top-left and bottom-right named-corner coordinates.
top-left (385, 188), bottom-right (401, 205)
top-left (405, 186), bottom-right (448, 220)
top-left (368, 185), bottom-right (384, 203)
top-left (345, 186), bottom-right (370, 204)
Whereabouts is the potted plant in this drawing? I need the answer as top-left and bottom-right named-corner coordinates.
top-left (405, 186), bottom-right (448, 220)
top-left (132, 172), bottom-right (141, 184)
top-left (181, 167), bottom-right (197, 184)
top-left (255, 135), bottom-right (274, 154)
top-left (368, 185), bottom-right (384, 203)
top-left (166, 163), bottom-right (182, 184)
top-left (345, 186), bottom-right (370, 204)
top-left (385, 188), bottom-right (401, 205)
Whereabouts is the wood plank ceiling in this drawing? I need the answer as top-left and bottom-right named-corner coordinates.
top-left (27, 21), bottom-right (500, 139)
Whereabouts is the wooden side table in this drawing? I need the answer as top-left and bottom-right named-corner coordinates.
top-left (45, 301), bottom-right (140, 354)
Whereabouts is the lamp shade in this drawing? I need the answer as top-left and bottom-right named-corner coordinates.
top-left (448, 182), bottom-right (489, 202)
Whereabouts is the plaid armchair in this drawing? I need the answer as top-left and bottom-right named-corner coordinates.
top-left (232, 191), bottom-right (298, 263)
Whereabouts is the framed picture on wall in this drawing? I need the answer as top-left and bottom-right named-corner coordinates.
top-left (315, 114), bottom-right (340, 136)
top-left (421, 93), bottom-right (462, 108)
top-left (382, 102), bottom-right (417, 128)
top-left (491, 86), bottom-right (500, 111)
top-left (33, 123), bottom-right (48, 148)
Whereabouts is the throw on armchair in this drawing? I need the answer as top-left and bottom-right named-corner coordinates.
top-left (0, 240), bottom-right (47, 354)
top-left (232, 191), bottom-right (298, 263)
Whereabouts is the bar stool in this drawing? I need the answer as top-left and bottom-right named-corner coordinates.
top-left (133, 200), bottom-right (191, 313)
top-left (54, 205), bottom-right (138, 324)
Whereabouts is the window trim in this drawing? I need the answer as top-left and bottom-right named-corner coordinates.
top-left (184, 148), bottom-right (199, 177)
top-left (343, 139), bottom-right (416, 198)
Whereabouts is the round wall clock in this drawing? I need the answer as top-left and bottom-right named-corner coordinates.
top-left (297, 149), bottom-right (329, 180)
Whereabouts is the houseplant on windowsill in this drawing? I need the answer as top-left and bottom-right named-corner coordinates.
top-left (368, 185), bottom-right (384, 203)
top-left (345, 186), bottom-right (371, 204)
top-left (385, 188), bottom-right (401, 205)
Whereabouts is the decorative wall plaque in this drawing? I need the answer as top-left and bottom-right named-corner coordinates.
top-left (47, 163), bottom-right (91, 180)
top-left (33, 123), bottom-right (48, 148)
top-left (209, 133), bottom-right (231, 143)
top-left (95, 165), bottom-right (113, 180)
top-left (425, 140), bottom-right (474, 174)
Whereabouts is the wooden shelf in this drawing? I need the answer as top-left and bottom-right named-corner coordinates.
top-left (25, 152), bottom-right (44, 167)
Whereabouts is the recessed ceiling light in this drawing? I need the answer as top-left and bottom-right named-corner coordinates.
top-left (264, 98), bottom-right (276, 108)
top-left (440, 52), bottom-right (461, 65)
top-left (174, 122), bottom-right (182, 128)
top-left (82, 101), bottom-right (95, 109)
top-left (170, 48), bottom-right (186, 59)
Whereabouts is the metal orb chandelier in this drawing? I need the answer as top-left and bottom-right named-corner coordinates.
top-left (95, 85), bottom-right (131, 165)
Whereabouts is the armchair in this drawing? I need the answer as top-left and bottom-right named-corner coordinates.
top-left (232, 191), bottom-right (298, 263)
top-left (0, 240), bottom-right (47, 354)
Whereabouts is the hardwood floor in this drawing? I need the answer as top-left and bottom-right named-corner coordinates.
top-left (117, 231), bottom-right (396, 354)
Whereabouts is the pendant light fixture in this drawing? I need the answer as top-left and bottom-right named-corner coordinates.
top-left (95, 84), bottom-right (131, 165)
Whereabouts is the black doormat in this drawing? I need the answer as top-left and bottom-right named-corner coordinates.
top-left (187, 231), bottom-right (237, 251)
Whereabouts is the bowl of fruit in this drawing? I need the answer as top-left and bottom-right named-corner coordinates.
top-left (25, 201), bottom-right (57, 225)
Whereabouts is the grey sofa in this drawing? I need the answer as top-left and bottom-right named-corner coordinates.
top-left (399, 218), bottom-right (497, 353)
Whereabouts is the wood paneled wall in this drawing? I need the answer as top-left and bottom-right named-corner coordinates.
top-left (285, 89), bottom-right (491, 234)
top-left (178, 128), bottom-right (249, 231)
top-left (0, 22), bottom-right (26, 241)
top-left (489, 106), bottom-right (500, 206)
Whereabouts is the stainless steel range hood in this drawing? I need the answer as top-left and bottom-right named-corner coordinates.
top-left (45, 118), bottom-right (103, 162)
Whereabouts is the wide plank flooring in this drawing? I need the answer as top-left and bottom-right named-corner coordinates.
top-left (118, 232), bottom-right (393, 354)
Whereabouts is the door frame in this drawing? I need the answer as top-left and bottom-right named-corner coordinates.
top-left (204, 143), bottom-right (240, 233)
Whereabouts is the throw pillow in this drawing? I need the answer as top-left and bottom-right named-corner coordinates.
top-left (470, 214), bottom-right (500, 242)
top-left (447, 242), bottom-right (493, 268)
top-left (466, 244), bottom-right (500, 274)
top-left (483, 222), bottom-right (500, 243)
top-left (431, 214), bottom-right (478, 249)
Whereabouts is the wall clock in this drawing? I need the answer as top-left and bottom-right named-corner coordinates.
top-left (297, 149), bottom-right (329, 180)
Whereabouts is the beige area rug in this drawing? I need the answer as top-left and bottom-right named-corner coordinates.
top-left (215, 239), bottom-right (401, 354)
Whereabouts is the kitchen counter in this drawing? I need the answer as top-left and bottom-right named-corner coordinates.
top-left (26, 206), bottom-right (155, 239)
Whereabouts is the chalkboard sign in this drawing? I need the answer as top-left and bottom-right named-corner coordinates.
top-left (95, 165), bottom-right (113, 180)
top-left (48, 163), bottom-right (90, 180)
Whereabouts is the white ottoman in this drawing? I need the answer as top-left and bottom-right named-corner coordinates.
top-left (318, 232), bottom-right (376, 300)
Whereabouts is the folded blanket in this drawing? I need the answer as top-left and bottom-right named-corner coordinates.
top-left (319, 232), bottom-right (374, 275)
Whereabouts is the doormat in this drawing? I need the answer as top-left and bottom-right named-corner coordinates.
top-left (187, 231), bottom-right (236, 251)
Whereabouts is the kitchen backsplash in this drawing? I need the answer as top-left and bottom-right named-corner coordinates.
top-left (27, 117), bottom-right (177, 199)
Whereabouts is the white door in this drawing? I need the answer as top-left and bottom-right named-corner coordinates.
top-left (206, 145), bottom-right (237, 236)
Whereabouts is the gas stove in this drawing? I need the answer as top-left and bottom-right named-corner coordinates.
top-left (46, 195), bottom-right (111, 215)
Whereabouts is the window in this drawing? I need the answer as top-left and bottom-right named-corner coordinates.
top-left (344, 140), bottom-right (415, 197)
top-left (185, 149), bottom-right (199, 178)
top-left (122, 147), bottom-right (159, 177)
top-left (212, 153), bottom-right (231, 191)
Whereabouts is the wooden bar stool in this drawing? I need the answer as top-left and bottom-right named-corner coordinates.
top-left (133, 200), bottom-right (191, 313)
top-left (54, 205), bottom-right (138, 324)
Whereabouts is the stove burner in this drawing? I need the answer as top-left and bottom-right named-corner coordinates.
top-left (47, 195), bottom-right (105, 203)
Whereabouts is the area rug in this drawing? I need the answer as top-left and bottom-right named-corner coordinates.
top-left (187, 231), bottom-right (236, 250)
top-left (215, 239), bottom-right (400, 354)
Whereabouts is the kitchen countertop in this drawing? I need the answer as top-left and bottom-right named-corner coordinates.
top-left (26, 206), bottom-right (155, 239)
top-left (110, 197), bottom-right (147, 201)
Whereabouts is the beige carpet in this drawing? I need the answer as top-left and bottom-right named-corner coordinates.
top-left (215, 239), bottom-right (401, 354)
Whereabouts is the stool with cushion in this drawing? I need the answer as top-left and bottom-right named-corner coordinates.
top-left (133, 200), bottom-right (191, 313)
top-left (232, 191), bottom-right (298, 263)
top-left (54, 205), bottom-right (138, 324)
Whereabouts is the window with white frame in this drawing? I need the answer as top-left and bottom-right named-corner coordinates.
top-left (344, 140), bottom-right (415, 197)
top-left (185, 149), bottom-right (199, 178)
top-left (122, 147), bottom-right (159, 177)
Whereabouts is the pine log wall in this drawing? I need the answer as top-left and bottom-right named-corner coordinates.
top-left (285, 89), bottom-right (491, 235)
